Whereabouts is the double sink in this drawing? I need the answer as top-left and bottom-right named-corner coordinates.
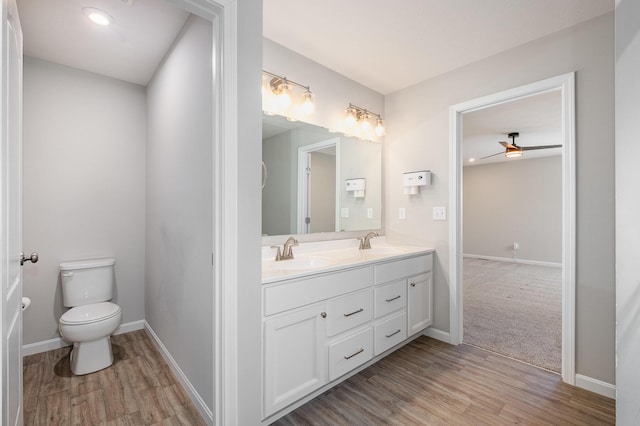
top-left (262, 238), bottom-right (428, 283)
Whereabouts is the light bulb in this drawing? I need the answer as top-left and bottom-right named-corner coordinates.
top-left (375, 118), bottom-right (385, 136)
top-left (302, 90), bottom-right (315, 115)
top-left (360, 112), bottom-right (371, 132)
top-left (277, 82), bottom-right (292, 109)
top-left (83, 7), bottom-right (112, 26)
top-left (345, 107), bottom-right (357, 128)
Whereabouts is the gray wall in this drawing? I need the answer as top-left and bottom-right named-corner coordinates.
top-left (385, 13), bottom-right (615, 384)
top-left (463, 156), bottom-right (562, 263)
top-left (338, 138), bottom-right (382, 231)
top-left (262, 131), bottom-right (293, 235)
top-left (145, 15), bottom-right (213, 410)
top-left (263, 38), bottom-right (384, 143)
top-left (615, 0), bottom-right (640, 422)
top-left (236, 0), bottom-right (264, 423)
top-left (22, 57), bottom-right (146, 344)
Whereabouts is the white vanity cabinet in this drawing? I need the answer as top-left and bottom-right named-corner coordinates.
top-left (262, 250), bottom-right (433, 421)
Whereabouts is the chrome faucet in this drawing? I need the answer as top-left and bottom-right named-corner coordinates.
top-left (273, 236), bottom-right (298, 261)
top-left (359, 232), bottom-right (379, 250)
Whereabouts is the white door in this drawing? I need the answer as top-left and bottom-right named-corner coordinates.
top-left (1, 0), bottom-right (23, 424)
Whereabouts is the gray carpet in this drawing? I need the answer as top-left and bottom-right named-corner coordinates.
top-left (463, 257), bottom-right (562, 372)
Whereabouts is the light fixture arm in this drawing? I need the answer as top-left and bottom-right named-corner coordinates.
top-left (263, 70), bottom-right (311, 93)
top-left (347, 103), bottom-right (383, 120)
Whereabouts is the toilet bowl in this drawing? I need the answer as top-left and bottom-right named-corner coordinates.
top-left (58, 258), bottom-right (121, 375)
top-left (59, 302), bottom-right (122, 375)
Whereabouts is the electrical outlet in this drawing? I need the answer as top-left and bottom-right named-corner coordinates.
top-left (341, 208), bottom-right (349, 218)
top-left (367, 208), bottom-right (373, 219)
top-left (398, 207), bottom-right (406, 220)
top-left (433, 206), bottom-right (446, 221)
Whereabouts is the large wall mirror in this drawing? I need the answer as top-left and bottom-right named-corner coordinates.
top-left (262, 114), bottom-right (382, 237)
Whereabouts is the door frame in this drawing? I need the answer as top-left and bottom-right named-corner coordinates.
top-left (448, 72), bottom-right (576, 384)
top-left (297, 138), bottom-right (340, 234)
top-left (163, 0), bottom-right (240, 424)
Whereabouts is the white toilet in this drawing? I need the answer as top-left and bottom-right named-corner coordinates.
top-left (58, 258), bottom-right (122, 375)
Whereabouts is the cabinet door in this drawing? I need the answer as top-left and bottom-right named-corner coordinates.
top-left (264, 303), bottom-right (327, 417)
top-left (407, 272), bottom-right (433, 336)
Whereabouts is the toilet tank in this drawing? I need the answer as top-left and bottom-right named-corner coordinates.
top-left (60, 258), bottom-right (115, 307)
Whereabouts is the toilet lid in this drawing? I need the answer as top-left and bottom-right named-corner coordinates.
top-left (60, 302), bottom-right (121, 325)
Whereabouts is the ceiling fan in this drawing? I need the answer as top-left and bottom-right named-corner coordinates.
top-left (481, 132), bottom-right (562, 160)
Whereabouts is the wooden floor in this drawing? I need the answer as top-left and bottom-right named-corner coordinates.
top-left (23, 330), bottom-right (205, 425)
top-left (274, 336), bottom-right (615, 425)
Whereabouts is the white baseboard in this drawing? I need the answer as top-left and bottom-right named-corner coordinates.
top-left (23, 337), bottom-right (67, 356)
top-left (144, 321), bottom-right (213, 425)
top-left (424, 327), bottom-right (452, 344)
top-left (22, 319), bottom-right (145, 356)
top-left (464, 253), bottom-right (561, 268)
top-left (575, 374), bottom-right (616, 399)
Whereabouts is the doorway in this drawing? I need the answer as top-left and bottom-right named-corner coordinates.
top-left (461, 92), bottom-right (563, 371)
top-left (449, 73), bottom-right (576, 384)
top-left (297, 138), bottom-right (339, 233)
top-left (9, 0), bottom-right (237, 423)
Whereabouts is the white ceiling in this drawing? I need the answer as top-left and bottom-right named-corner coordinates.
top-left (264, 0), bottom-right (613, 95)
top-left (18, 0), bottom-right (608, 166)
top-left (17, 0), bottom-right (189, 86)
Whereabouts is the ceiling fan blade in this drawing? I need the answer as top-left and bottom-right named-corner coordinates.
top-left (521, 144), bottom-right (562, 151)
top-left (479, 151), bottom-right (504, 160)
top-left (499, 141), bottom-right (516, 149)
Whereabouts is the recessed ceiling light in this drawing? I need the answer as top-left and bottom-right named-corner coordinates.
top-left (468, 158), bottom-right (475, 163)
top-left (83, 7), bottom-right (112, 26)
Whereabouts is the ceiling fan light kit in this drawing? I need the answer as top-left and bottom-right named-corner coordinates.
top-left (479, 131), bottom-right (562, 161)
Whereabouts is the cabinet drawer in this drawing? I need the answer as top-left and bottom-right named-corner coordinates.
top-left (374, 279), bottom-right (407, 318)
top-left (374, 311), bottom-right (407, 355)
top-left (326, 288), bottom-right (373, 337)
top-left (375, 254), bottom-right (432, 285)
top-left (264, 266), bottom-right (373, 316)
top-left (328, 327), bottom-right (373, 381)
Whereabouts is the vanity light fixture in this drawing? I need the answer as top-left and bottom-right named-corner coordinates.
top-left (262, 70), bottom-right (315, 119)
top-left (344, 103), bottom-right (385, 139)
top-left (83, 7), bottom-right (112, 26)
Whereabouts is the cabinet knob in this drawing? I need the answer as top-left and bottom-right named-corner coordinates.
top-left (320, 312), bottom-right (327, 318)
top-left (410, 282), bottom-right (416, 287)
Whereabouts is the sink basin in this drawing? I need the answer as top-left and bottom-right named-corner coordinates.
top-left (272, 256), bottom-right (332, 271)
top-left (361, 246), bottom-right (406, 256)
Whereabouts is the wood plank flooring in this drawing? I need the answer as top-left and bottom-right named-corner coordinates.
top-left (23, 330), bottom-right (206, 425)
top-left (273, 336), bottom-right (615, 425)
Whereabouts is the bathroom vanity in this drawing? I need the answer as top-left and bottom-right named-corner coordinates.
top-left (261, 240), bottom-right (434, 422)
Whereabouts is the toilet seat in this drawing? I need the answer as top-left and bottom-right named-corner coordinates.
top-left (60, 302), bottom-right (121, 325)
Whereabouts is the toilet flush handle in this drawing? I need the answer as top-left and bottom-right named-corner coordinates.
top-left (20, 252), bottom-right (39, 266)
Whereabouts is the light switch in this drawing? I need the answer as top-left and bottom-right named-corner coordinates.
top-left (433, 206), bottom-right (446, 221)
top-left (341, 208), bottom-right (349, 218)
top-left (398, 207), bottom-right (406, 220)
top-left (367, 208), bottom-right (373, 219)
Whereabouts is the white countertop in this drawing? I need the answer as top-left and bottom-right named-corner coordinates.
top-left (262, 237), bottom-right (433, 284)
